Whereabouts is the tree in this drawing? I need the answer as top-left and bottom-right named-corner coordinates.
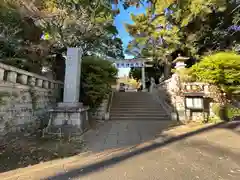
top-left (191, 52), bottom-right (240, 94)
top-left (0, 0), bottom-right (51, 73)
top-left (129, 63), bottom-right (163, 83)
top-left (40, 0), bottom-right (122, 55)
top-left (125, 0), bottom-right (240, 78)
top-left (0, 0), bottom-right (124, 76)
top-left (80, 56), bottom-right (118, 109)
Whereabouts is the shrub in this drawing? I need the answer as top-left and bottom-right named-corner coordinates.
top-left (212, 103), bottom-right (221, 117)
top-left (80, 56), bottom-right (118, 109)
top-left (190, 52), bottom-right (240, 93)
top-left (175, 68), bottom-right (196, 82)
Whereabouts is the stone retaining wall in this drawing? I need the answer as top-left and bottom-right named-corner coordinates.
top-left (158, 76), bottom-right (216, 122)
top-left (91, 99), bottom-right (109, 120)
top-left (0, 62), bottom-right (63, 134)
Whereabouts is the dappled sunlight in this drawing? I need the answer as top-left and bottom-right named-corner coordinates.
top-left (0, 0), bottom-right (239, 179)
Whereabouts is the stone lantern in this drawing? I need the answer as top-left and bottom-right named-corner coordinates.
top-left (173, 54), bottom-right (189, 70)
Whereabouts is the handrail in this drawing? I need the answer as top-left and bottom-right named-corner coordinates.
top-left (106, 89), bottom-right (114, 113)
top-left (104, 88), bottom-right (114, 120)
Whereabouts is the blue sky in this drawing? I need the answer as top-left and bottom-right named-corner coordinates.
top-left (113, 2), bottom-right (147, 77)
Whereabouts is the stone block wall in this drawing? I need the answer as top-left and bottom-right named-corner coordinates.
top-left (0, 62), bottom-right (63, 134)
top-left (158, 76), bottom-right (215, 122)
top-left (91, 99), bottom-right (109, 120)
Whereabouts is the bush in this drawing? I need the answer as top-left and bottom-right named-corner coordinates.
top-left (190, 52), bottom-right (240, 93)
top-left (212, 103), bottom-right (221, 117)
top-left (211, 103), bottom-right (240, 121)
top-left (80, 56), bottom-right (118, 109)
top-left (175, 68), bottom-right (196, 82)
top-left (226, 104), bottom-right (240, 121)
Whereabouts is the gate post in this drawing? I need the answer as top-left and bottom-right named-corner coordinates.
top-left (141, 63), bottom-right (146, 90)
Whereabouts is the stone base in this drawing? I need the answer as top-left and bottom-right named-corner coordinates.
top-left (48, 102), bottom-right (89, 133)
top-left (57, 102), bottom-right (83, 108)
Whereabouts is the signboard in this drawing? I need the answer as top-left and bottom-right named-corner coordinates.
top-left (115, 60), bottom-right (145, 68)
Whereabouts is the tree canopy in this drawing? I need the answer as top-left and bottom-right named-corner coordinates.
top-left (126, 0), bottom-right (240, 79)
top-left (125, 0), bottom-right (240, 60)
top-left (0, 0), bottom-right (124, 74)
top-left (80, 56), bottom-right (118, 109)
top-left (191, 52), bottom-right (240, 93)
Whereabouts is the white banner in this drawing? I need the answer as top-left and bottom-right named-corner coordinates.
top-left (115, 62), bottom-right (144, 68)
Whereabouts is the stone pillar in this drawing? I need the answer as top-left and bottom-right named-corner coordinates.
top-left (62, 47), bottom-right (83, 105)
top-left (0, 68), bottom-right (4, 81)
top-left (141, 63), bottom-right (146, 90)
top-left (18, 74), bottom-right (28, 85)
top-left (48, 47), bottom-right (89, 130)
top-left (28, 77), bottom-right (36, 86)
top-left (36, 79), bottom-right (43, 87)
top-left (50, 82), bottom-right (55, 89)
top-left (43, 80), bottom-right (49, 89)
top-left (7, 71), bottom-right (17, 83)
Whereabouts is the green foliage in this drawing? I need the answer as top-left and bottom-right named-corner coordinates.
top-left (129, 68), bottom-right (141, 81)
top-left (226, 104), bottom-right (240, 120)
top-left (0, 0), bottom-right (124, 74)
top-left (125, 0), bottom-right (240, 65)
top-left (176, 68), bottom-right (196, 83)
top-left (211, 102), bottom-right (240, 121)
top-left (80, 56), bottom-right (118, 109)
top-left (129, 65), bottom-right (163, 81)
top-left (191, 52), bottom-right (240, 92)
top-left (207, 116), bottom-right (222, 124)
top-left (212, 103), bottom-right (222, 117)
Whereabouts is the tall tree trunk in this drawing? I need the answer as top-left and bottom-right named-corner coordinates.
top-left (164, 55), bottom-right (172, 79)
top-left (52, 53), bottom-right (65, 81)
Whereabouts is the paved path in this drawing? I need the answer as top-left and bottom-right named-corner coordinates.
top-left (1, 121), bottom-right (240, 180)
top-left (52, 121), bottom-right (240, 180)
top-left (82, 120), bottom-right (173, 152)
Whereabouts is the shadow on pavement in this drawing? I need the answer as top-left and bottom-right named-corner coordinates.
top-left (48, 121), bottom-right (239, 180)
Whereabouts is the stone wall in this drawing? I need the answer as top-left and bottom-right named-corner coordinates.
top-left (158, 75), bottom-right (215, 122)
top-left (91, 99), bottom-right (109, 120)
top-left (90, 89), bottom-right (115, 120)
top-left (0, 62), bottom-right (63, 134)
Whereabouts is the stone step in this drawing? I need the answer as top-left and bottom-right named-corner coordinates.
top-left (110, 116), bottom-right (170, 120)
top-left (110, 107), bottom-right (165, 111)
top-left (110, 111), bottom-right (166, 114)
top-left (114, 95), bottom-right (154, 97)
top-left (113, 99), bottom-right (154, 102)
top-left (110, 109), bottom-right (165, 114)
top-left (112, 102), bottom-right (160, 105)
top-left (111, 92), bottom-right (170, 121)
top-left (110, 114), bottom-right (169, 118)
top-left (112, 102), bottom-right (160, 104)
top-left (111, 106), bottom-right (162, 109)
top-left (112, 100), bottom-right (158, 103)
top-left (112, 100), bottom-right (154, 102)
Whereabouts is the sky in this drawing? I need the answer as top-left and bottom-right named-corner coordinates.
top-left (113, 2), bottom-right (147, 77)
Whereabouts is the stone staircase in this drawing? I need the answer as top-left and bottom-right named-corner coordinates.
top-left (110, 92), bottom-right (171, 121)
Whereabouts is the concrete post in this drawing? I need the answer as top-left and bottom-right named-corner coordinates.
top-left (63, 47), bottom-right (83, 104)
top-left (141, 63), bottom-right (146, 90)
